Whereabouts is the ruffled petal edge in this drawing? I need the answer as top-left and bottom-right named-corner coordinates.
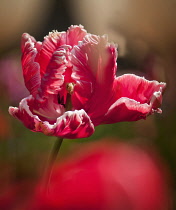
top-left (71, 34), bottom-right (117, 125)
top-left (101, 74), bottom-right (166, 124)
top-left (9, 96), bottom-right (94, 139)
top-left (21, 33), bottom-right (41, 96)
top-left (102, 87), bottom-right (164, 124)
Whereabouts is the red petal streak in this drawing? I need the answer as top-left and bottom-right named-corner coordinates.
top-left (21, 33), bottom-right (41, 96)
top-left (9, 97), bottom-right (94, 139)
top-left (71, 34), bottom-right (117, 124)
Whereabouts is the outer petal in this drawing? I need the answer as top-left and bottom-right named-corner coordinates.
top-left (46, 110), bottom-right (95, 139)
top-left (102, 97), bottom-right (153, 123)
top-left (21, 33), bottom-right (41, 96)
top-left (21, 33), bottom-right (42, 53)
top-left (9, 96), bottom-right (94, 139)
top-left (35, 25), bottom-right (87, 77)
top-left (65, 25), bottom-right (87, 46)
top-left (102, 74), bottom-right (166, 124)
top-left (113, 74), bottom-right (166, 104)
top-left (71, 34), bottom-right (117, 125)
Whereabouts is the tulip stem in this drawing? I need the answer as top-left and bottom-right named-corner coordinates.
top-left (45, 137), bottom-right (63, 192)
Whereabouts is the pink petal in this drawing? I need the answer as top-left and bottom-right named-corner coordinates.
top-left (35, 31), bottom-right (65, 77)
top-left (21, 33), bottom-right (37, 52)
top-left (71, 80), bottom-right (93, 110)
top-left (71, 34), bottom-right (117, 125)
top-left (9, 96), bottom-right (94, 139)
top-left (102, 97), bottom-right (153, 123)
top-left (21, 33), bottom-right (41, 96)
top-left (65, 25), bottom-right (87, 46)
top-left (9, 96), bottom-right (39, 130)
top-left (37, 46), bottom-right (70, 100)
top-left (49, 110), bottom-right (95, 139)
top-left (113, 74), bottom-right (166, 105)
top-left (35, 25), bottom-right (87, 77)
top-left (102, 74), bottom-right (166, 124)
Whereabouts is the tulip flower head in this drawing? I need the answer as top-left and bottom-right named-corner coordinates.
top-left (9, 25), bottom-right (166, 139)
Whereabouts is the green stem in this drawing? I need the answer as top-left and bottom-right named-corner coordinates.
top-left (45, 137), bottom-right (63, 192)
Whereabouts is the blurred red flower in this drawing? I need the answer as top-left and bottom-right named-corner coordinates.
top-left (31, 141), bottom-right (171, 210)
top-left (9, 25), bottom-right (165, 139)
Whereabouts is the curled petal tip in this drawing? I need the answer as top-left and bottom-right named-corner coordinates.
top-left (21, 33), bottom-right (28, 41)
top-left (8, 106), bottom-right (18, 118)
top-left (150, 87), bottom-right (164, 110)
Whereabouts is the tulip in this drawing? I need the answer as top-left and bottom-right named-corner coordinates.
top-left (9, 25), bottom-right (165, 139)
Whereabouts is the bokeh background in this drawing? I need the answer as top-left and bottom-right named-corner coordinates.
top-left (0, 0), bottom-right (175, 209)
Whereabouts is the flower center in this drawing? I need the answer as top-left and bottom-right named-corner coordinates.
top-left (66, 82), bottom-right (75, 94)
top-left (65, 82), bottom-right (75, 111)
top-left (57, 82), bottom-right (75, 111)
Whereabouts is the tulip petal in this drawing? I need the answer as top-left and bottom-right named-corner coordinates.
top-left (50, 110), bottom-right (95, 139)
top-left (9, 96), bottom-right (94, 139)
top-left (102, 74), bottom-right (166, 123)
top-left (71, 34), bottom-right (117, 125)
top-left (113, 74), bottom-right (166, 105)
top-left (21, 33), bottom-right (41, 96)
top-left (35, 25), bottom-right (87, 77)
top-left (102, 97), bottom-right (153, 123)
top-left (65, 25), bottom-right (87, 46)
top-left (37, 46), bottom-right (69, 100)
top-left (35, 30), bottom-right (65, 77)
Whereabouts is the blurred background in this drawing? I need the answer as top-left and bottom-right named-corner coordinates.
top-left (0, 0), bottom-right (175, 209)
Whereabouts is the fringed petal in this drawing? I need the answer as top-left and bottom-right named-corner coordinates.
top-left (102, 74), bottom-right (166, 124)
top-left (102, 90), bottom-right (165, 124)
top-left (35, 25), bottom-right (87, 77)
top-left (21, 33), bottom-right (41, 96)
top-left (65, 25), bottom-right (87, 46)
top-left (37, 46), bottom-right (70, 100)
top-left (9, 96), bottom-right (40, 130)
top-left (9, 96), bottom-right (94, 139)
top-left (102, 97), bottom-right (153, 124)
top-left (35, 30), bottom-right (65, 77)
top-left (71, 34), bottom-right (117, 125)
top-left (44, 110), bottom-right (95, 139)
top-left (113, 74), bottom-right (166, 105)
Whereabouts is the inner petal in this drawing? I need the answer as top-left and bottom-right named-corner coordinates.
top-left (33, 44), bottom-right (77, 123)
top-left (32, 95), bottom-right (65, 124)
